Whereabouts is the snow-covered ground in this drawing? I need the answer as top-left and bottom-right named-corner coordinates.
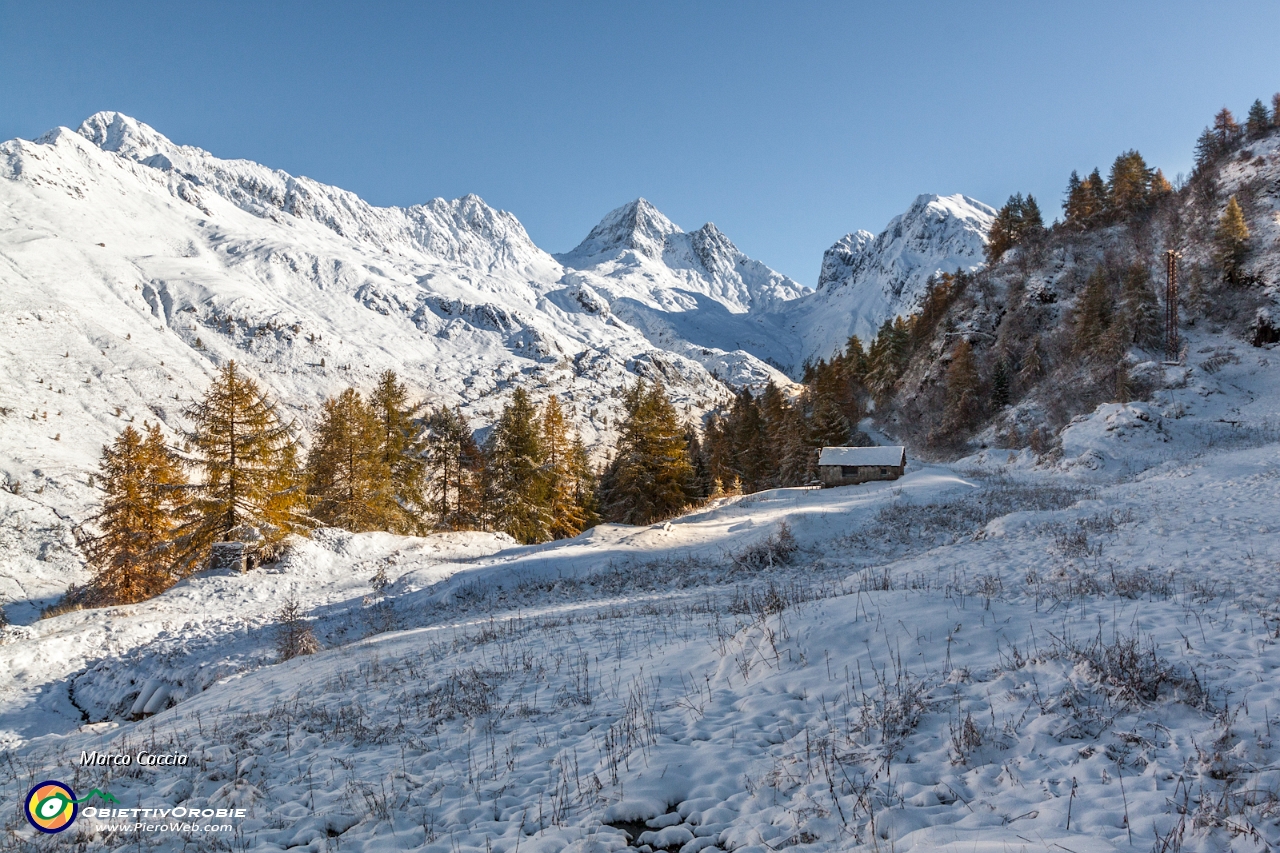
top-left (2, 331), bottom-right (1280, 852)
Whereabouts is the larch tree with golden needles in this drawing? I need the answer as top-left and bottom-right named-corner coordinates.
top-left (1215, 195), bottom-right (1251, 286)
top-left (540, 395), bottom-right (596, 539)
top-left (85, 423), bottom-right (187, 604)
top-left (178, 361), bottom-right (307, 566)
top-left (306, 388), bottom-right (397, 531)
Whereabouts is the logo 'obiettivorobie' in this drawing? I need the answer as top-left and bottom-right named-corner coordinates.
top-left (24, 781), bottom-right (117, 834)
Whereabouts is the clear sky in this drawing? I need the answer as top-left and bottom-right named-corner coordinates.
top-left (2, 1), bottom-right (1278, 285)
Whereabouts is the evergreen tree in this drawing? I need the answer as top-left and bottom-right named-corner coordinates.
top-left (865, 318), bottom-right (910, 407)
top-left (1022, 195), bottom-right (1046, 238)
top-left (1073, 269), bottom-right (1114, 357)
top-left (728, 389), bottom-right (771, 493)
top-left (703, 413), bottom-right (733, 493)
top-left (1107, 150), bottom-right (1152, 217)
top-left (986, 194), bottom-right (1022, 263)
top-left (685, 425), bottom-right (714, 500)
top-left (1063, 170), bottom-right (1084, 226)
top-left (985, 194), bottom-right (1045, 263)
top-left (1150, 168), bottom-right (1173, 196)
top-left (1019, 339), bottom-right (1044, 387)
top-left (598, 382), bottom-right (694, 525)
top-left (765, 399), bottom-right (808, 487)
top-left (369, 370), bottom-right (427, 533)
top-left (807, 386), bottom-right (852, 451)
top-left (484, 388), bottom-right (551, 543)
top-left (305, 388), bottom-right (393, 532)
top-left (541, 396), bottom-right (595, 539)
top-left (1064, 169), bottom-right (1108, 228)
top-left (1246, 99), bottom-right (1271, 139)
top-left (179, 361), bottom-right (306, 566)
top-left (843, 335), bottom-right (868, 383)
top-left (943, 339), bottom-right (982, 434)
top-left (1215, 195), bottom-right (1251, 285)
top-left (84, 423), bottom-right (187, 603)
top-left (989, 357), bottom-right (1011, 409)
top-left (1213, 107), bottom-right (1242, 148)
top-left (1194, 127), bottom-right (1223, 174)
top-left (1273, 93), bottom-right (1280, 128)
top-left (1118, 264), bottom-right (1161, 349)
top-left (425, 406), bottom-right (483, 530)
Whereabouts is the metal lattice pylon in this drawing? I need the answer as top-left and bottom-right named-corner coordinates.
top-left (1165, 249), bottom-right (1180, 362)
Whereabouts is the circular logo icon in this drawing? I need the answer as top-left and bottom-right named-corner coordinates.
top-left (25, 781), bottom-right (78, 834)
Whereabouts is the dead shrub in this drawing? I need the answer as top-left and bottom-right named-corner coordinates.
top-left (275, 598), bottom-right (321, 661)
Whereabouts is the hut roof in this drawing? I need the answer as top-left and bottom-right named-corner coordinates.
top-left (818, 446), bottom-right (906, 467)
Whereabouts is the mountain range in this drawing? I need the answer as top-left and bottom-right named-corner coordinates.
top-left (0, 111), bottom-right (992, 599)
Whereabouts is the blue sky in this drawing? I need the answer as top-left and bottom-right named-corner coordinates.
top-left (2, 1), bottom-right (1278, 285)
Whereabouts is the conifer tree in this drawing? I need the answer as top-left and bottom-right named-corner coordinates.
top-left (598, 382), bottom-right (694, 525)
top-left (1246, 99), bottom-right (1271, 138)
top-left (85, 423), bottom-right (187, 603)
top-left (541, 396), bottom-right (596, 539)
top-left (985, 194), bottom-right (1044, 262)
top-left (305, 388), bottom-right (393, 532)
top-left (865, 318), bottom-right (910, 407)
top-left (1118, 264), bottom-right (1161, 349)
top-left (1150, 169), bottom-right (1173, 196)
top-left (1019, 339), bottom-right (1044, 387)
top-left (843, 335), bottom-right (867, 380)
top-left (1194, 127), bottom-right (1223, 174)
top-left (774, 402), bottom-right (812, 487)
top-left (484, 388), bottom-right (551, 543)
top-left (807, 387), bottom-right (852, 451)
top-left (1063, 171), bottom-right (1085, 226)
top-left (179, 361), bottom-right (306, 565)
top-left (728, 389), bottom-right (771, 493)
top-left (986, 195), bottom-right (1023, 263)
top-left (1022, 195), bottom-right (1045, 238)
top-left (1213, 107), bottom-right (1241, 148)
top-left (990, 357), bottom-right (1011, 409)
top-left (943, 339), bottom-right (982, 434)
top-left (1215, 195), bottom-right (1251, 285)
top-left (425, 406), bottom-right (483, 530)
top-left (685, 425), bottom-right (713, 500)
top-left (1273, 93), bottom-right (1280, 128)
top-left (1065, 169), bottom-right (1110, 227)
top-left (1107, 150), bottom-right (1152, 217)
top-left (703, 413), bottom-right (732, 493)
top-left (369, 370), bottom-right (427, 533)
top-left (1073, 269), bottom-right (1113, 356)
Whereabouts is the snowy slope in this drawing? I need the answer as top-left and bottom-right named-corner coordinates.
top-left (0, 114), bottom-right (750, 603)
top-left (3, 325), bottom-right (1280, 852)
top-left (780, 194), bottom-right (995, 363)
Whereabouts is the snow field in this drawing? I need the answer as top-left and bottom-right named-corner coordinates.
top-left (3, 328), bottom-right (1280, 851)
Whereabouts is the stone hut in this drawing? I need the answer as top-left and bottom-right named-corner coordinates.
top-left (817, 446), bottom-right (907, 487)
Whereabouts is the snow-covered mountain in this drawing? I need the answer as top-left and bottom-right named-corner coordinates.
top-left (560, 194), bottom-right (996, 375)
top-left (779, 194), bottom-right (995, 364)
top-left (0, 112), bottom-right (994, 604)
top-left (557, 198), bottom-right (809, 314)
top-left (0, 113), bottom-right (789, 603)
top-left (554, 198), bottom-right (813, 379)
